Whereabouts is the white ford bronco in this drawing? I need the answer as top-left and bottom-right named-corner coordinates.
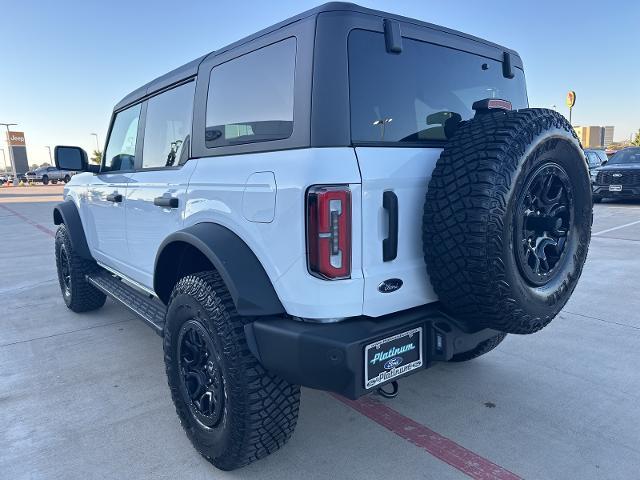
top-left (53, 2), bottom-right (592, 471)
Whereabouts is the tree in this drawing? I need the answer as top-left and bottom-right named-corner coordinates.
top-left (632, 129), bottom-right (640, 147)
top-left (39, 162), bottom-right (50, 168)
top-left (90, 150), bottom-right (102, 164)
top-left (30, 164), bottom-right (39, 170)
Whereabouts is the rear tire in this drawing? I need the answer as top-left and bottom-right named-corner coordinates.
top-left (423, 109), bottom-right (592, 334)
top-left (55, 224), bottom-right (106, 312)
top-left (64, 175), bottom-right (71, 183)
top-left (449, 333), bottom-right (507, 362)
top-left (163, 271), bottom-right (300, 471)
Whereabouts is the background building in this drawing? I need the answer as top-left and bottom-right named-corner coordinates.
top-left (573, 125), bottom-right (615, 148)
top-left (602, 126), bottom-right (614, 147)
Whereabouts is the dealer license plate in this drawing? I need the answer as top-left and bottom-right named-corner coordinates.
top-left (609, 185), bottom-right (622, 192)
top-left (364, 327), bottom-right (423, 389)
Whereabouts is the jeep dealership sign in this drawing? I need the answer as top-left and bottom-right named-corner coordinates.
top-left (6, 131), bottom-right (29, 175)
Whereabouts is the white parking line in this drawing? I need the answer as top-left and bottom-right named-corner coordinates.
top-left (593, 219), bottom-right (640, 236)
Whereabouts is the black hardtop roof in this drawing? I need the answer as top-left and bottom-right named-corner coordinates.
top-left (114, 2), bottom-right (521, 112)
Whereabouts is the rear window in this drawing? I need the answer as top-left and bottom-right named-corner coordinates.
top-left (205, 37), bottom-right (296, 148)
top-left (348, 30), bottom-right (528, 145)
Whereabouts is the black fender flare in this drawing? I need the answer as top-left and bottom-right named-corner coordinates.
top-left (52, 201), bottom-right (92, 259)
top-left (154, 223), bottom-right (284, 316)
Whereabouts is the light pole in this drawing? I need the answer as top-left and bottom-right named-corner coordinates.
top-left (91, 133), bottom-right (100, 152)
top-left (45, 146), bottom-right (53, 165)
top-left (0, 148), bottom-right (7, 175)
top-left (0, 122), bottom-right (18, 185)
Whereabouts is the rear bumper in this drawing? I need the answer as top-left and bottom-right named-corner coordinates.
top-left (245, 304), bottom-right (499, 399)
top-left (593, 184), bottom-right (640, 198)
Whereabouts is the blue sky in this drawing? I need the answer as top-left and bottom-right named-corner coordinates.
top-left (1, 0), bottom-right (638, 165)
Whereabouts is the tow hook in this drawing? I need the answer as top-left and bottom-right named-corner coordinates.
top-left (376, 380), bottom-right (399, 399)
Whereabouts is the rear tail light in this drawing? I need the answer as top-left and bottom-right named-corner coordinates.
top-left (306, 185), bottom-right (351, 280)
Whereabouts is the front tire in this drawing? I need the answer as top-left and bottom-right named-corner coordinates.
top-left (163, 271), bottom-right (300, 471)
top-left (55, 224), bottom-right (106, 312)
top-left (42, 175), bottom-right (49, 185)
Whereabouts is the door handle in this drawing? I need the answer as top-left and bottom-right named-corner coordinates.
top-left (383, 190), bottom-right (398, 262)
top-left (154, 196), bottom-right (179, 209)
top-left (106, 192), bottom-right (123, 203)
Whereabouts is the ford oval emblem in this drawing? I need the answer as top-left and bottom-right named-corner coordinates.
top-left (384, 356), bottom-right (403, 370)
top-left (378, 278), bottom-right (403, 293)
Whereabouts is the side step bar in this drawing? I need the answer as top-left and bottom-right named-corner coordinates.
top-left (87, 270), bottom-right (166, 335)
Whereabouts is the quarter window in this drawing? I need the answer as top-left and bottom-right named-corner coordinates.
top-left (103, 104), bottom-right (141, 171)
top-left (142, 82), bottom-right (195, 169)
top-left (205, 37), bottom-right (296, 148)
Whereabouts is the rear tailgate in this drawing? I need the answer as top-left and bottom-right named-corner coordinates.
top-left (348, 28), bottom-right (528, 317)
top-left (356, 147), bottom-right (440, 317)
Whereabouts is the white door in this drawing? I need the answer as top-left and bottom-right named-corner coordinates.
top-left (124, 81), bottom-right (196, 289)
top-left (84, 103), bottom-right (141, 274)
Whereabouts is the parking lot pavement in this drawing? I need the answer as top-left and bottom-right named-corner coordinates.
top-left (1, 190), bottom-right (640, 480)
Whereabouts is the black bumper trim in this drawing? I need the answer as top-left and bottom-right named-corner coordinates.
top-left (245, 304), bottom-right (499, 399)
top-left (593, 185), bottom-right (640, 197)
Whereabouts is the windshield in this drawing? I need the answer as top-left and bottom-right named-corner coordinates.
top-left (348, 29), bottom-right (528, 145)
top-left (608, 148), bottom-right (640, 165)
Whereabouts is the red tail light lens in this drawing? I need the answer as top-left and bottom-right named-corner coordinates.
top-left (306, 185), bottom-right (351, 280)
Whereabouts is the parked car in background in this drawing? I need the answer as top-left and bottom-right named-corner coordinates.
top-left (592, 147), bottom-right (640, 202)
top-left (25, 166), bottom-right (75, 184)
top-left (584, 149), bottom-right (608, 182)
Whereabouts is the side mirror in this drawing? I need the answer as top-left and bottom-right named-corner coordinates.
top-left (54, 146), bottom-right (90, 171)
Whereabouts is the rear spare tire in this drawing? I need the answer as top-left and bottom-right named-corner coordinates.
top-left (423, 109), bottom-right (591, 334)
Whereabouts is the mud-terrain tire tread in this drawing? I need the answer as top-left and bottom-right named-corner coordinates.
top-left (163, 271), bottom-right (300, 471)
top-left (423, 108), bottom-right (591, 334)
top-left (449, 333), bottom-right (507, 362)
top-left (54, 224), bottom-right (106, 312)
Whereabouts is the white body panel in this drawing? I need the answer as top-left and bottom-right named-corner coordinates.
top-left (124, 161), bottom-right (199, 287)
top-left (83, 173), bottom-right (131, 275)
top-left (184, 148), bottom-right (364, 319)
top-left (69, 146), bottom-right (443, 320)
top-left (355, 147), bottom-right (441, 317)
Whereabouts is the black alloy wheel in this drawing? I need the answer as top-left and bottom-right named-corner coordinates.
top-left (177, 320), bottom-right (225, 429)
top-left (59, 244), bottom-right (72, 296)
top-left (514, 163), bottom-right (573, 286)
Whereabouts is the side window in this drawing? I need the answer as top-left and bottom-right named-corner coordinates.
top-left (205, 37), bottom-right (296, 148)
top-left (586, 151), bottom-right (600, 167)
top-left (142, 82), bottom-right (195, 169)
top-left (103, 104), bottom-right (141, 172)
